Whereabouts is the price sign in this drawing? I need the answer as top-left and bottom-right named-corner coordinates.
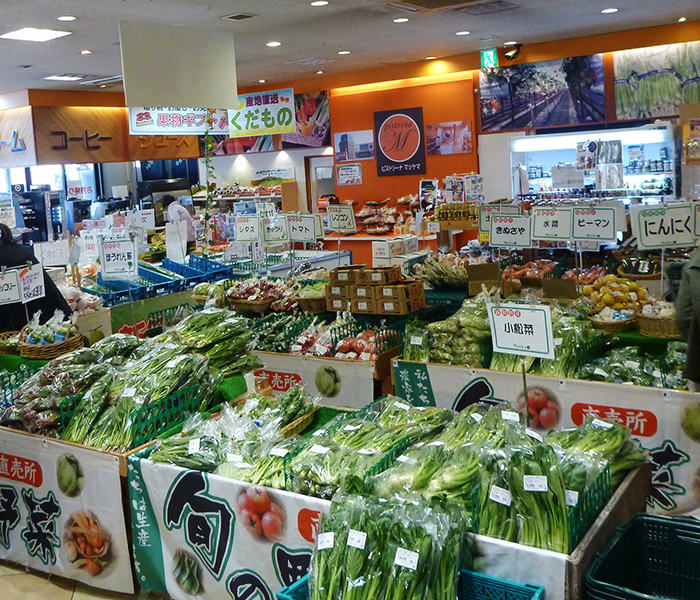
top-left (480, 204), bottom-right (519, 232)
top-left (256, 202), bottom-right (277, 220)
top-left (532, 208), bottom-right (572, 241)
top-left (427, 221), bottom-right (441, 233)
top-left (0, 270), bottom-right (20, 305)
top-left (631, 203), bottom-right (694, 250)
top-left (126, 209), bottom-right (156, 231)
top-left (327, 205), bottom-right (356, 232)
top-left (488, 302), bottom-right (555, 360)
top-left (226, 213), bottom-right (236, 241)
top-left (572, 207), bottom-right (616, 241)
top-left (0, 205), bottom-right (16, 228)
top-left (100, 238), bottom-right (137, 281)
top-left (79, 233), bottom-right (99, 261)
top-left (82, 219), bottom-right (100, 230)
top-left (34, 239), bottom-right (70, 266)
top-left (490, 215), bottom-right (532, 248)
top-left (315, 215), bottom-right (324, 239)
top-left (288, 215), bottom-right (317, 243)
top-left (235, 216), bottom-right (260, 242)
top-left (19, 264), bottom-right (45, 304)
top-left (263, 216), bottom-right (289, 243)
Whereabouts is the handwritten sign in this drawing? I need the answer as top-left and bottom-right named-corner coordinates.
top-left (79, 233), bottom-right (98, 261)
top-left (288, 215), bottom-right (317, 243)
top-left (235, 216), bottom-right (260, 242)
top-left (19, 265), bottom-right (45, 304)
top-left (490, 215), bottom-right (532, 248)
top-left (328, 205), bottom-right (356, 232)
top-left (34, 240), bottom-right (70, 267)
top-left (572, 207), bottom-right (616, 241)
top-left (532, 208), bottom-right (572, 241)
top-left (256, 202), bottom-right (277, 220)
top-left (0, 206), bottom-right (16, 228)
top-left (126, 209), bottom-right (156, 231)
top-left (263, 216), bottom-right (289, 243)
top-left (100, 238), bottom-right (137, 281)
top-left (631, 202), bottom-right (694, 250)
top-left (0, 270), bottom-right (20, 305)
top-left (488, 303), bottom-right (555, 360)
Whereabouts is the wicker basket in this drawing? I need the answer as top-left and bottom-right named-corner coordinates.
top-left (587, 315), bottom-right (638, 333)
top-left (192, 294), bottom-right (209, 305)
top-left (0, 331), bottom-right (21, 355)
top-left (295, 295), bottom-right (327, 314)
top-left (281, 406), bottom-right (318, 438)
top-left (638, 314), bottom-right (681, 338)
top-left (617, 265), bottom-right (662, 281)
top-left (228, 297), bottom-right (273, 314)
top-left (18, 324), bottom-right (83, 360)
top-left (611, 248), bottom-right (635, 262)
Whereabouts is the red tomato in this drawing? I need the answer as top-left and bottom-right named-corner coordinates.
top-left (545, 400), bottom-right (559, 414)
top-left (262, 511), bottom-right (284, 541)
top-left (241, 509), bottom-right (263, 539)
top-left (269, 502), bottom-right (285, 520)
top-left (527, 388), bottom-right (548, 411)
top-left (337, 340), bottom-right (352, 354)
top-left (353, 339), bottom-right (368, 354)
top-left (528, 411), bottom-right (540, 428)
top-left (246, 486), bottom-right (271, 515)
top-left (539, 407), bottom-right (558, 429)
top-left (84, 558), bottom-right (100, 576)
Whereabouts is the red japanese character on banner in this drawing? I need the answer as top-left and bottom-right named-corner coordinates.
top-left (571, 403), bottom-right (657, 437)
top-left (170, 113), bottom-right (183, 128)
top-left (183, 113), bottom-right (196, 127)
top-left (157, 114), bottom-right (170, 127)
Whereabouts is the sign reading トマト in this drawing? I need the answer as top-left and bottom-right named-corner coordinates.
top-left (288, 215), bottom-right (318, 242)
top-left (488, 303), bottom-right (555, 360)
top-left (228, 89), bottom-right (295, 138)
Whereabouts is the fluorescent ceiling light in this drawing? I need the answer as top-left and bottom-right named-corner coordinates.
top-left (0, 27), bottom-right (72, 42)
top-left (601, 8), bottom-right (618, 13)
top-left (310, 1), bottom-right (328, 5)
top-left (504, 40), bottom-right (518, 46)
top-left (425, 56), bottom-right (437, 60)
top-left (338, 50), bottom-right (350, 55)
top-left (393, 17), bottom-right (409, 23)
top-left (510, 128), bottom-right (670, 152)
top-left (259, 79), bottom-right (266, 83)
top-left (266, 41), bottom-right (281, 47)
top-left (43, 74), bottom-right (83, 81)
top-left (57, 16), bottom-right (76, 22)
top-left (456, 30), bottom-right (471, 35)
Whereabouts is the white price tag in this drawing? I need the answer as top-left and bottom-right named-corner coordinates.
top-left (427, 221), bottom-right (441, 233)
top-left (489, 485), bottom-right (511, 506)
top-left (372, 272), bottom-right (382, 282)
top-left (235, 216), bottom-right (260, 242)
top-left (331, 286), bottom-right (342, 295)
top-left (360, 352), bottom-right (371, 361)
top-left (501, 410), bottom-right (521, 422)
top-left (269, 448), bottom-right (290, 458)
top-left (566, 490), bottom-right (580, 507)
top-left (592, 418), bottom-right (614, 429)
top-left (318, 532), bottom-right (335, 550)
top-left (227, 453), bottom-right (244, 463)
top-left (394, 402), bottom-right (411, 410)
top-left (428, 441), bottom-right (445, 447)
top-left (188, 438), bottom-right (201, 454)
top-left (394, 547), bottom-right (419, 571)
top-left (309, 444), bottom-right (330, 455)
top-left (234, 462), bottom-right (253, 470)
top-left (594, 368), bottom-right (608, 378)
top-left (357, 448), bottom-right (376, 455)
top-left (396, 455), bottom-right (410, 463)
top-left (0, 270), bottom-right (21, 305)
top-left (290, 345), bottom-right (303, 353)
top-left (347, 529), bottom-right (367, 550)
top-left (344, 424), bottom-right (362, 431)
top-left (525, 428), bottom-right (543, 443)
top-left (524, 475), bottom-right (548, 492)
top-left (410, 336), bottom-right (423, 346)
top-left (384, 302), bottom-right (395, 311)
top-left (357, 288), bottom-right (367, 297)
top-left (471, 413), bottom-right (483, 422)
top-left (123, 387), bottom-right (137, 398)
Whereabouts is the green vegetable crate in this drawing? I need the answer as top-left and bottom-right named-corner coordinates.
top-left (586, 514), bottom-right (700, 600)
top-left (0, 365), bottom-right (39, 409)
top-left (276, 570), bottom-right (544, 600)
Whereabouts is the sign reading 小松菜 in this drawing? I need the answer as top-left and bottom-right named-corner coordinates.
top-left (488, 303), bottom-right (555, 360)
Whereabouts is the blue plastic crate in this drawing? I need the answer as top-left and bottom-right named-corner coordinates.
top-left (276, 575), bottom-right (309, 600)
top-left (188, 254), bottom-right (235, 282)
top-left (161, 258), bottom-right (209, 287)
top-left (83, 275), bottom-right (142, 306)
top-left (135, 266), bottom-right (183, 296)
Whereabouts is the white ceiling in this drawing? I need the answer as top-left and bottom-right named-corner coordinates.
top-left (0, 0), bottom-right (696, 96)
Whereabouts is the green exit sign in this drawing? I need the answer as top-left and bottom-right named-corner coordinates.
top-left (481, 48), bottom-right (498, 69)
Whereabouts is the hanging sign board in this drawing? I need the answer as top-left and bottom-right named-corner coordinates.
top-left (288, 215), bottom-right (317, 243)
top-left (489, 215), bottom-right (532, 248)
top-left (571, 207), bottom-right (617, 241)
top-left (126, 209), bottom-right (156, 231)
top-left (228, 88), bottom-right (296, 138)
top-left (327, 205), bottom-right (356, 232)
top-left (630, 203), bottom-right (694, 250)
top-left (262, 215), bottom-right (289, 244)
top-left (488, 303), bottom-right (555, 360)
top-left (256, 202), bottom-right (277, 220)
top-left (0, 205), bottom-right (16, 228)
top-left (34, 239), bottom-right (70, 267)
top-left (19, 264), bottom-right (45, 304)
top-left (235, 216), bottom-right (260, 242)
top-left (531, 207), bottom-right (572, 241)
top-left (128, 107), bottom-right (229, 135)
top-left (100, 238), bottom-right (137, 281)
top-left (0, 270), bottom-right (21, 305)
top-left (78, 233), bottom-right (99, 262)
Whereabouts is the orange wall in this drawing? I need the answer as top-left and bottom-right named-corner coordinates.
top-left (329, 75), bottom-right (478, 204)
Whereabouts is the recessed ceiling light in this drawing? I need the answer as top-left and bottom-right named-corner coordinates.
top-left (0, 27), bottom-right (72, 42)
top-left (317, 70), bottom-right (323, 74)
top-left (679, 16), bottom-right (687, 22)
top-left (80, 50), bottom-right (91, 55)
top-left (310, 1), bottom-right (328, 5)
top-left (43, 74), bottom-right (83, 81)
top-left (57, 16), bottom-right (76, 22)
top-left (456, 30), bottom-right (471, 35)
top-left (338, 50), bottom-right (350, 55)
top-left (425, 56), bottom-right (437, 60)
top-left (601, 8), bottom-right (618, 13)
top-left (504, 41), bottom-right (518, 46)
top-left (259, 79), bottom-right (266, 83)
top-left (393, 17), bottom-right (409, 23)
top-left (266, 41), bottom-right (281, 47)
top-left (100, 85), bottom-right (106, 88)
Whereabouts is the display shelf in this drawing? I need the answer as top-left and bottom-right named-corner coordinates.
top-left (439, 219), bottom-right (479, 231)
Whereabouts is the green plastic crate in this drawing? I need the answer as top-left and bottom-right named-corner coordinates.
top-left (0, 365), bottom-right (39, 409)
top-left (586, 514), bottom-right (700, 600)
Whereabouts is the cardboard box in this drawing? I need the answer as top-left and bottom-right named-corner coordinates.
top-left (467, 278), bottom-right (517, 298)
top-left (330, 264), bottom-right (366, 284)
top-left (351, 298), bottom-right (376, 314)
top-left (399, 235), bottom-right (419, 254)
top-left (377, 294), bottom-right (426, 315)
top-left (351, 284), bottom-right (376, 300)
top-left (543, 278), bottom-right (578, 299)
top-left (377, 280), bottom-right (424, 300)
top-left (326, 283), bottom-right (350, 299)
top-left (372, 257), bottom-right (393, 268)
top-left (358, 265), bottom-right (402, 285)
top-left (372, 239), bottom-right (404, 259)
top-left (326, 297), bottom-right (349, 312)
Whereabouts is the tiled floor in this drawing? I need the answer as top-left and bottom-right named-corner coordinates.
top-left (0, 560), bottom-right (155, 600)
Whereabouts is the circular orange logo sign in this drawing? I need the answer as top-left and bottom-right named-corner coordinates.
top-left (378, 114), bottom-right (421, 162)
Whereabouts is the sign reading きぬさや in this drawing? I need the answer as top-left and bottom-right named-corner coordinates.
top-left (228, 89), bottom-right (296, 138)
top-left (374, 107), bottom-right (427, 177)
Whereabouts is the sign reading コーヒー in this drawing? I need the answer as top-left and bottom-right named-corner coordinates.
top-left (228, 89), bottom-right (295, 138)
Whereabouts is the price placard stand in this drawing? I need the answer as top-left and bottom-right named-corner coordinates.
top-left (100, 232), bottom-right (139, 336)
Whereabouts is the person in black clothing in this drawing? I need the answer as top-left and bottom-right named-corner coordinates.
top-left (0, 223), bottom-right (72, 333)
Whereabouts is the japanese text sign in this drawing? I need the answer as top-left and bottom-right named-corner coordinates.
top-left (263, 216), bottom-right (289, 243)
top-left (288, 215), bottom-right (317, 243)
top-left (228, 89), bottom-right (295, 138)
top-left (100, 238), bottom-right (137, 281)
top-left (68, 242), bottom-right (81, 267)
top-left (0, 205), bottom-right (16, 228)
top-left (0, 270), bottom-right (20, 305)
top-left (327, 205), bottom-right (356, 232)
top-left (19, 264), bottom-right (45, 304)
top-left (235, 216), bottom-right (260, 242)
top-left (480, 205), bottom-right (519, 233)
top-left (631, 203), bottom-right (694, 250)
top-left (33, 240), bottom-right (70, 267)
top-left (374, 107), bottom-right (427, 177)
top-left (129, 107), bottom-right (229, 135)
top-left (126, 209), bottom-right (156, 231)
top-left (488, 303), bottom-right (555, 360)
top-left (256, 202), bottom-right (277, 220)
top-left (532, 208), bottom-right (572, 241)
top-left (490, 215), bottom-right (532, 248)
top-left (572, 207), bottom-right (617, 241)
top-left (78, 233), bottom-right (98, 261)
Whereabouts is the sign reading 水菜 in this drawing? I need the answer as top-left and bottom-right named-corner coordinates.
top-left (327, 205), bottom-right (356, 232)
top-left (572, 207), bottom-right (616, 241)
top-left (532, 208), bottom-right (572, 241)
top-left (488, 303), bottom-right (555, 360)
top-left (631, 202), bottom-right (694, 250)
top-left (490, 215), bottom-right (532, 247)
top-left (229, 89), bottom-right (295, 138)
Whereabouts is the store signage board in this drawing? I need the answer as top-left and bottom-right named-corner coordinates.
top-left (488, 303), bottom-right (555, 360)
top-left (288, 215), bottom-right (317, 243)
top-left (328, 205), bottom-right (356, 232)
top-left (79, 233), bottom-right (99, 261)
top-left (228, 88), bottom-right (296, 138)
top-left (253, 167), bottom-right (295, 182)
top-left (490, 215), bottom-right (532, 248)
top-left (532, 207), bottom-right (572, 241)
top-left (256, 202), bottom-right (277, 220)
top-left (572, 207), bottom-right (617, 241)
top-left (480, 205), bottom-right (519, 233)
top-left (262, 215), bottom-right (289, 243)
top-left (481, 48), bottom-right (499, 69)
top-left (19, 264), bottom-right (45, 304)
top-left (0, 205), bottom-right (16, 228)
top-left (0, 270), bottom-right (20, 305)
top-left (100, 238), bottom-right (137, 281)
top-left (235, 216), bottom-right (260, 242)
top-left (128, 107), bottom-right (229, 135)
top-left (33, 239), bottom-right (70, 267)
top-left (631, 202), bottom-right (694, 250)
top-left (336, 163), bottom-right (363, 186)
top-left (551, 166), bottom-right (585, 189)
top-left (126, 209), bottom-right (156, 231)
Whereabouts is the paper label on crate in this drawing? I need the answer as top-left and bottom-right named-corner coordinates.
top-left (471, 413), bottom-right (483, 422)
top-left (358, 302), bottom-right (369, 311)
top-left (188, 438), bottom-right (201, 454)
top-left (554, 338), bottom-right (563, 346)
top-left (396, 455), bottom-right (410, 463)
top-left (123, 387), bottom-right (137, 398)
top-left (525, 428), bottom-right (543, 443)
top-left (331, 286), bottom-right (341, 295)
top-left (298, 335), bottom-right (308, 344)
top-left (383, 289), bottom-right (393, 297)
top-left (331, 299), bottom-right (343, 308)
top-left (347, 529), bottom-right (367, 549)
top-left (524, 475), bottom-right (548, 492)
top-left (372, 272), bottom-right (382, 282)
top-left (410, 336), bottom-right (423, 346)
top-left (489, 485), bottom-right (511, 506)
top-left (290, 345), bottom-right (303, 353)
top-left (344, 424), bottom-right (362, 431)
top-left (624, 360), bottom-right (640, 369)
top-left (227, 453), bottom-right (244, 463)
top-left (360, 352), bottom-right (371, 361)
top-left (384, 302), bottom-right (395, 311)
top-left (269, 448), bottom-right (289, 458)
top-left (357, 288), bottom-right (367, 297)
top-left (314, 429), bottom-right (327, 436)
top-left (357, 448), bottom-right (376, 455)
top-left (592, 418), bottom-right (614, 429)
top-left (594, 368), bottom-right (608, 378)
top-left (565, 490), bottom-right (579, 507)
top-left (501, 410), bottom-right (520, 422)
top-left (394, 401), bottom-right (411, 411)
top-left (318, 532), bottom-right (335, 550)
top-left (310, 444), bottom-right (330, 455)
top-left (394, 547), bottom-right (419, 571)
top-left (428, 441), bottom-right (445, 447)
top-left (338, 272), bottom-right (349, 281)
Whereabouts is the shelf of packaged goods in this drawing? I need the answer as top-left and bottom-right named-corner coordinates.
top-left (192, 194), bottom-right (281, 202)
top-left (438, 219), bottom-right (479, 231)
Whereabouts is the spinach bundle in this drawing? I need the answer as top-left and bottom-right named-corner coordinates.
top-left (382, 520), bottom-right (434, 600)
top-left (62, 373), bottom-right (114, 444)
